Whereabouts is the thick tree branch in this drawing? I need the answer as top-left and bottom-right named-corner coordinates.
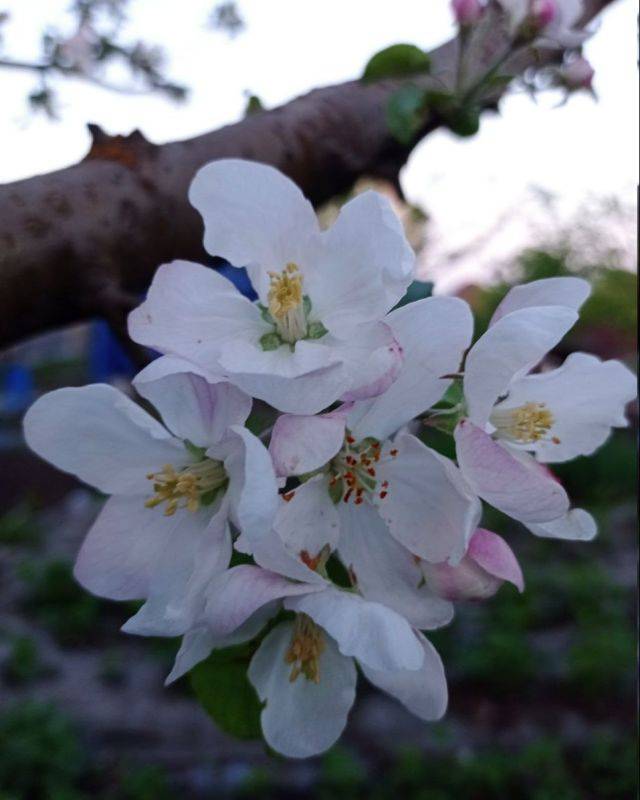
top-left (0, 0), bottom-right (614, 350)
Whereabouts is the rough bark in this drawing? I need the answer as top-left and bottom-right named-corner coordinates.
top-left (0, 0), bottom-right (614, 350)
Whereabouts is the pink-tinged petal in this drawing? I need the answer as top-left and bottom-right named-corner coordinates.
top-left (337, 321), bottom-right (403, 403)
top-left (285, 587), bottom-right (425, 672)
top-left (337, 501), bottom-right (454, 630)
top-left (306, 191), bottom-right (415, 336)
top-left (495, 352), bottom-right (637, 464)
top-left (248, 622), bottom-right (357, 758)
top-left (454, 420), bottom-right (569, 523)
top-left (135, 368), bottom-right (252, 448)
top-left (375, 431), bottom-right (481, 565)
top-left (360, 633), bottom-right (447, 721)
top-left (269, 411), bottom-right (346, 477)
top-left (464, 305), bottom-right (579, 427)
top-left (275, 477), bottom-right (340, 558)
top-left (348, 296), bottom-right (474, 441)
top-left (204, 565), bottom-right (320, 637)
top-left (490, 277), bottom-right (591, 325)
top-left (526, 508), bottom-right (597, 541)
top-left (468, 528), bottom-right (524, 591)
top-left (23, 384), bottom-right (183, 495)
top-left (128, 260), bottom-right (267, 366)
top-left (188, 159), bottom-right (320, 302)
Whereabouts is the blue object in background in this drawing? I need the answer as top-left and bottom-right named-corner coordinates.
top-left (216, 264), bottom-right (258, 301)
top-left (89, 320), bottom-right (135, 383)
top-left (0, 364), bottom-right (35, 414)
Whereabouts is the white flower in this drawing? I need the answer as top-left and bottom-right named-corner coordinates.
top-left (168, 526), bottom-right (447, 759)
top-left (454, 277), bottom-right (636, 540)
top-left (266, 297), bottom-right (482, 627)
top-left (22, 360), bottom-right (279, 636)
top-left (128, 159), bottom-right (416, 414)
top-left (498, 0), bottom-right (591, 47)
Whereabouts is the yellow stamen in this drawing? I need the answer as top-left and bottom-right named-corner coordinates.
top-left (145, 459), bottom-right (227, 516)
top-left (284, 614), bottom-right (325, 684)
top-left (267, 263), bottom-right (307, 343)
top-left (491, 402), bottom-right (556, 444)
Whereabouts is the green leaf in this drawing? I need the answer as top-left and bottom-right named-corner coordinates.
top-left (244, 93), bottom-right (264, 116)
top-left (394, 280), bottom-right (434, 309)
top-left (363, 44), bottom-right (431, 82)
top-left (307, 320), bottom-right (328, 340)
top-left (260, 332), bottom-right (281, 351)
top-left (445, 105), bottom-right (481, 137)
top-left (386, 84), bottom-right (428, 145)
top-left (190, 644), bottom-right (262, 740)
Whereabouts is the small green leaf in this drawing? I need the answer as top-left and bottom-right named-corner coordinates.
top-left (328, 478), bottom-right (344, 505)
top-left (386, 84), bottom-right (428, 145)
top-left (184, 440), bottom-right (207, 461)
top-left (363, 44), bottom-right (431, 82)
top-left (244, 93), bottom-right (264, 116)
top-left (445, 105), bottom-right (481, 137)
top-left (190, 644), bottom-right (262, 740)
top-left (260, 332), bottom-right (281, 351)
top-left (394, 280), bottom-right (434, 309)
top-left (257, 303), bottom-right (274, 324)
top-left (303, 295), bottom-right (312, 316)
top-left (307, 320), bottom-right (328, 340)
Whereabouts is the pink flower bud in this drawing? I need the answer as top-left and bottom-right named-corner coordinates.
top-left (451, 0), bottom-right (484, 26)
top-left (531, 0), bottom-right (557, 30)
top-left (560, 56), bottom-right (595, 90)
top-left (422, 529), bottom-right (524, 601)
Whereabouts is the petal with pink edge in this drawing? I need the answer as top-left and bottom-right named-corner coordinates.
top-left (454, 420), bottom-right (569, 523)
top-left (269, 411), bottom-right (346, 477)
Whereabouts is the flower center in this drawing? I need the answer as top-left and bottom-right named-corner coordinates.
top-left (285, 613), bottom-right (325, 683)
top-left (490, 402), bottom-right (558, 445)
top-left (145, 458), bottom-right (228, 516)
top-left (267, 263), bottom-right (308, 344)
top-left (328, 433), bottom-right (396, 505)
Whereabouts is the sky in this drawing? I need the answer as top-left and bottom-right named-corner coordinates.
top-left (0, 0), bottom-right (637, 290)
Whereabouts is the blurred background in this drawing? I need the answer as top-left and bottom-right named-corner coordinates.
top-left (0, 1), bottom-right (637, 798)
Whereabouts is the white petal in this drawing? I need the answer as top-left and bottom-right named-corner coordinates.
top-left (217, 336), bottom-right (348, 415)
top-left (375, 431), bottom-right (481, 565)
top-left (464, 305), bottom-right (579, 427)
top-left (135, 369), bottom-right (252, 448)
top-left (23, 384), bottom-right (183, 495)
top-left (166, 604), bottom-right (278, 685)
top-left (526, 508), bottom-right (597, 541)
top-left (490, 277), bottom-right (590, 325)
top-left (275, 477), bottom-right (340, 558)
top-left (348, 297), bottom-right (474, 441)
top-left (495, 352), bottom-right (636, 463)
top-left (337, 501), bottom-right (454, 630)
top-left (269, 411), bottom-right (346, 477)
top-left (121, 504), bottom-right (226, 637)
top-left (127, 260), bottom-right (267, 366)
top-left (74, 495), bottom-right (166, 600)
top-left (189, 159), bottom-right (320, 301)
top-left (285, 587), bottom-right (424, 672)
top-left (209, 425), bottom-right (279, 543)
top-left (307, 191), bottom-right (415, 336)
top-left (248, 622), bottom-right (357, 758)
top-left (204, 565), bottom-right (321, 637)
top-left (339, 321), bottom-right (403, 403)
top-left (360, 633), bottom-right (447, 721)
top-left (454, 420), bottom-right (569, 523)
top-left (236, 523), bottom-right (328, 584)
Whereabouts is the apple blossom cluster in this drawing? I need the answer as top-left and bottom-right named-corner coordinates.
top-left (23, 159), bottom-right (635, 758)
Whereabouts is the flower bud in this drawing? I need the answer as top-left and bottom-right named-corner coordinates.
top-left (559, 56), bottom-right (595, 90)
top-left (531, 0), bottom-right (557, 30)
top-left (451, 0), bottom-right (484, 26)
top-left (421, 528), bottom-right (524, 601)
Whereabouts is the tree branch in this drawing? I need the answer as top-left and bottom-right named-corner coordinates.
top-left (0, 0), bottom-right (615, 351)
